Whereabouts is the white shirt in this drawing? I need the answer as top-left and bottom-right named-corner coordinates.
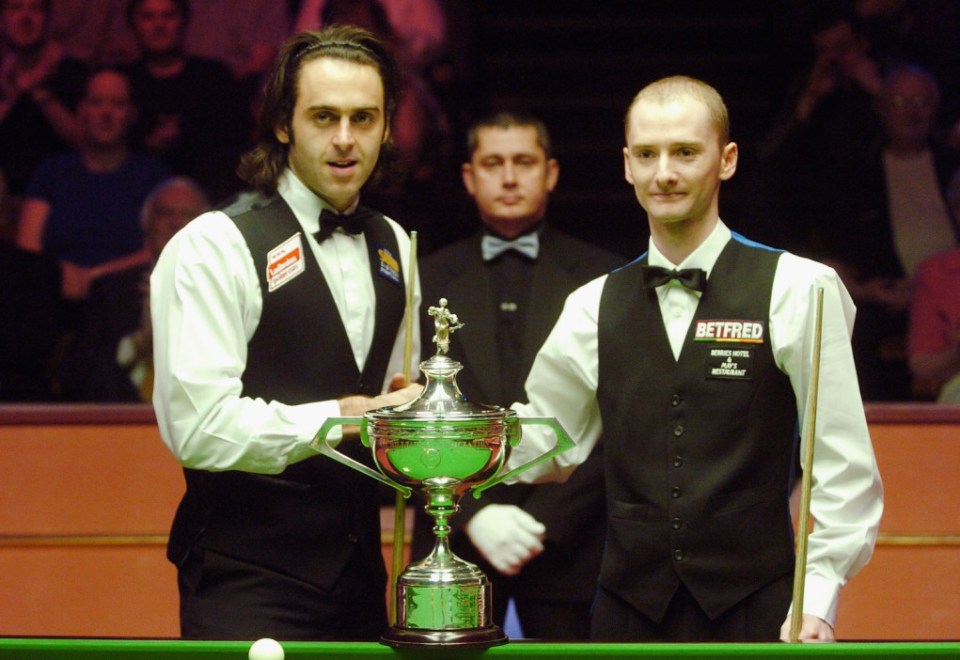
top-left (507, 220), bottom-right (883, 627)
top-left (151, 169), bottom-right (420, 474)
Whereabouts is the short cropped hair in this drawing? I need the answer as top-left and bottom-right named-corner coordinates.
top-left (466, 111), bottom-right (553, 160)
top-left (624, 75), bottom-right (730, 145)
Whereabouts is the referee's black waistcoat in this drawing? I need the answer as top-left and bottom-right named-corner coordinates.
top-left (166, 194), bottom-right (405, 591)
top-left (596, 236), bottom-right (797, 623)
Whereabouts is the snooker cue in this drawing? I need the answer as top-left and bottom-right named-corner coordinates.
top-left (390, 230), bottom-right (417, 625)
top-left (790, 286), bottom-right (824, 642)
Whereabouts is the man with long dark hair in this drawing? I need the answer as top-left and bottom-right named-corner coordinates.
top-left (150, 26), bottom-right (422, 640)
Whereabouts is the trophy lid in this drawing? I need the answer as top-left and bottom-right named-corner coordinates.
top-left (366, 298), bottom-right (513, 421)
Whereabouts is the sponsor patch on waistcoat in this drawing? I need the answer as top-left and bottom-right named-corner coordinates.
top-left (377, 246), bottom-right (401, 285)
top-left (696, 319), bottom-right (763, 381)
top-left (705, 347), bottom-right (754, 380)
top-left (693, 319), bottom-right (765, 343)
top-left (266, 233), bottom-right (305, 292)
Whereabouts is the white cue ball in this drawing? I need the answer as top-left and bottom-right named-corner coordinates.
top-left (249, 637), bottom-right (285, 660)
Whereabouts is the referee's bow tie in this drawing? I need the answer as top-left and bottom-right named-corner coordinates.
top-left (314, 207), bottom-right (373, 242)
top-left (481, 233), bottom-right (539, 261)
top-left (640, 264), bottom-right (707, 292)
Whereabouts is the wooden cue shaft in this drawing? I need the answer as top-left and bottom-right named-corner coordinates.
top-left (790, 287), bottom-right (825, 642)
top-left (390, 230), bottom-right (417, 626)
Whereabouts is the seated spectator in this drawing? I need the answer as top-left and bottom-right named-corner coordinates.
top-left (0, 0), bottom-right (88, 196)
top-left (60, 176), bottom-right (209, 402)
top-left (908, 170), bottom-right (960, 401)
top-left (15, 67), bottom-right (169, 400)
top-left (754, 8), bottom-right (884, 257)
top-left (115, 176), bottom-right (209, 402)
top-left (15, 67), bottom-right (170, 301)
top-left (819, 64), bottom-right (959, 400)
top-left (295, 0), bottom-right (447, 71)
top-left (46, 0), bottom-right (136, 66)
top-left (853, 0), bottom-right (960, 131)
top-left (120, 0), bottom-right (246, 203)
top-left (182, 0), bottom-right (290, 97)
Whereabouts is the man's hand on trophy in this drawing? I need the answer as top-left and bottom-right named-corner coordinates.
top-left (338, 376), bottom-right (424, 417)
top-left (465, 504), bottom-right (546, 576)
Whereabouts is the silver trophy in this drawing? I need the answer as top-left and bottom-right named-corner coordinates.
top-left (312, 299), bottom-right (573, 648)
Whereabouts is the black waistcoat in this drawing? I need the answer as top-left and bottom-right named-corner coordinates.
top-left (166, 195), bottom-right (405, 591)
top-left (596, 236), bottom-right (797, 622)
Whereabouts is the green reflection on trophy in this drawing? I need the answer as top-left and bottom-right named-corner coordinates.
top-left (312, 298), bottom-right (574, 648)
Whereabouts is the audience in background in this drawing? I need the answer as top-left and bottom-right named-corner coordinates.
top-left (116, 176), bottom-right (209, 402)
top-left (45, 0), bottom-right (135, 66)
top-left (5, 2), bottom-right (960, 403)
top-left (119, 0), bottom-right (246, 203)
top-left (16, 68), bottom-right (169, 299)
top-left (817, 64), bottom-right (959, 401)
top-left (0, 0), bottom-right (88, 196)
top-left (62, 177), bottom-right (209, 402)
top-left (908, 170), bottom-right (960, 402)
top-left (14, 67), bottom-right (169, 398)
top-left (295, 0), bottom-right (447, 72)
top-left (183, 0), bottom-right (290, 96)
top-left (756, 9), bottom-right (884, 257)
top-left (852, 0), bottom-right (960, 127)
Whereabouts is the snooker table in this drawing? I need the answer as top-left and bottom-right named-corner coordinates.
top-left (1, 639), bottom-right (960, 659)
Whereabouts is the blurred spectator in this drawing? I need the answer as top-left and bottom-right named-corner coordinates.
top-left (851, 0), bottom-right (960, 149)
top-left (16, 67), bottom-right (170, 297)
top-left (0, 0), bottom-right (87, 195)
top-left (907, 169), bottom-right (960, 401)
top-left (295, 0), bottom-right (446, 71)
top-left (120, 0), bottom-right (247, 203)
top-left (46, 0), bottom-right (136, 66)
top-left (117, 176), bottom-right (209, 402)
top-left (820, 64), bottom-right (959, 400)
top-left (16, 68), bottom-right (169, 300)
top-left (184, 0), bottom-right (291, 88)
top-left (760, 9), bottom-right (883, 164)
top-left (754, 9), bottom-right (885, 258)
top-left (15, 67), bottom-right (169, 399)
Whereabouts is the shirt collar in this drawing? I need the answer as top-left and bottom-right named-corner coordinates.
top-left (646, 218), bottom-right (731, 280)
top-left (277, 168), bottom-right (360, 235)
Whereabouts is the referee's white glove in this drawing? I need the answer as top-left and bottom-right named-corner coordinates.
top-left (465, 504), bottom-right (546, 576)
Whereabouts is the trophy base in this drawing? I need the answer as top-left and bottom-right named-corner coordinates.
top-left (380, 624), bottom-right (507, 649)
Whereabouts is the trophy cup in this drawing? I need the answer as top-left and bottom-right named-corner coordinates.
top-left (312, 299), bottom-right (574, 649)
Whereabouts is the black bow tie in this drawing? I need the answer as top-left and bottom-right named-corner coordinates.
top-left (640, 265), bottom-right (707, 292)
top-left (314, 206), bottom-right (374, 242)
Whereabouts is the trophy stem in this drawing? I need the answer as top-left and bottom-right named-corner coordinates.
top-left (423, 477), bottom-right (457, 542)
top-left (381, 478), bottom-right (506, 649)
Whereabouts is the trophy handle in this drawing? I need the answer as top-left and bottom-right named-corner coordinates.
top-left (311, 417), bottom-right (412, 498)
top-left (470, 416), bottom-right (575, 498)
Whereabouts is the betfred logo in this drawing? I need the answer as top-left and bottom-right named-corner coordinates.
top-left (694, 319), bottom-right (764, 343)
